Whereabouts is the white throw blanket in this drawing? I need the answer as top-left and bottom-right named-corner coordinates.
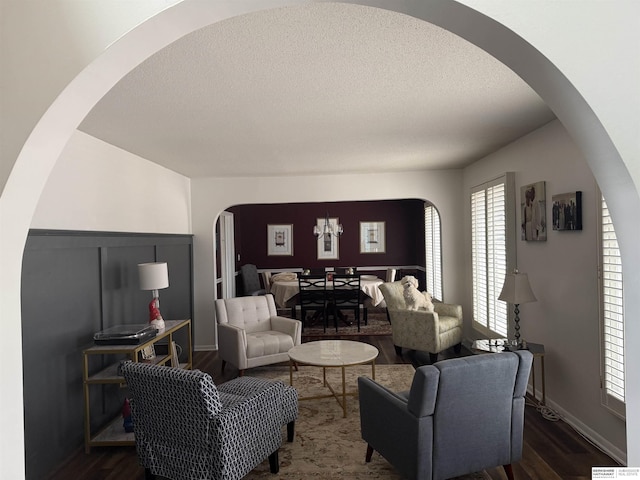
top-left (271, 272), bottom-right (298, 283)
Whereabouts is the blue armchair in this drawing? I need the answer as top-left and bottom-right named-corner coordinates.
top-left (358, 350), bottom-right (533, 480)
top-left (122, 362), bottom-right (297, 480)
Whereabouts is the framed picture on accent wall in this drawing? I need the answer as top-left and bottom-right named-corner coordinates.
top-left (521, 181), bottom-right (547, 241)
top-left (267, 224), bottom-right (293, 256)
top-left (552, 191), bottom-right (582, 231)
top-left (360, 221), bottom-right (386, 253)
top-left (316, 217), bottom-right (340, 260)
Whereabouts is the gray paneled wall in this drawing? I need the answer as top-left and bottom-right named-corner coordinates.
top-left (21, 230), bottom-right (193, 480)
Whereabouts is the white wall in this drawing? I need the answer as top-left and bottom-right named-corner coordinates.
top-left (190, 169), bottom-right (464, 350)
top-left (32, 131), bottom-right (191, 234)
top-left (464, 120), bottom-right (626, 461)
top-left (0, 0), bottom-right (182, 194)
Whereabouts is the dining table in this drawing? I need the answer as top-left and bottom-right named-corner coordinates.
top-left (270, 275), bottom-right (385, 310)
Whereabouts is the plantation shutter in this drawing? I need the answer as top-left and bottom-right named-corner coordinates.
top-left (601, 196), bottom-right (625, 412)
top-left (425, 205), bottom-right (443, 300)
top-left (472, 178), bottom-right (508, 336)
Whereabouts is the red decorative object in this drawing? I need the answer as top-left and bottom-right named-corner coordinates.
top-left (122, 398), bottom-right (133, 432)
top-left (148, 297), bottom-right (163, 323)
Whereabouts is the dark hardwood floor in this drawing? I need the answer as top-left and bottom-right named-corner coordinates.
top-left (49, 334), bottom-right (619, 480)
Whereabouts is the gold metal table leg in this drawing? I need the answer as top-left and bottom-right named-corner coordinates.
top-left (341, 366), bottom-right (347, 418)
top-left (541, 356), bottom-right (546, 405)
top-left (532, 360), bottom-right (537, 403)
top-left (289, 360), bottom-right (293, 386)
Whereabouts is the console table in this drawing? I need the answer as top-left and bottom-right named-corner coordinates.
top-left (471, 338), bottom-right (546, 405)
top-left (82, 319), bottom-right (192, 453)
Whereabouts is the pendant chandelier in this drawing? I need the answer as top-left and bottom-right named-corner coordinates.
top-left (313, 212), bottom-right (343, 239)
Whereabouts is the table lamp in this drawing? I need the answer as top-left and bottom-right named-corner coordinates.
top-left (498, 269), bottom-right (536, 347)
top-left (138, 262), bottom-right (169, 330)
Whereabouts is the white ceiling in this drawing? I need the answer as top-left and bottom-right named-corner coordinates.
top-left (79, 3), bottom-right (556, 178)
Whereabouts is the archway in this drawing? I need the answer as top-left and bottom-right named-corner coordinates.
top-left (2, 2), bottom-right (638, 477)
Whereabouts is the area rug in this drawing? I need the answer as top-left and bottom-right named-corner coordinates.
top-left (282, 309), bottom-right (393, 337)
top-left (245, 364), bottom-right (490, 479)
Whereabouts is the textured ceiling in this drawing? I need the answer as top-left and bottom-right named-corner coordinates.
top-left (79, 3), bottom-right (556, 178)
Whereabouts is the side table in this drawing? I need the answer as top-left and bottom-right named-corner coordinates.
top-left (82, 319), bottom-right (192, 452)
top-left (471, 338), bottom-right (546, 405)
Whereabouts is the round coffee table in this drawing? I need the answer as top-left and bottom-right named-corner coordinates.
top-left (288, 340), bottom-right (379, 417)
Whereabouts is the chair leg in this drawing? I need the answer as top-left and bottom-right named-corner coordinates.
top-left (269, 449), bottom-right (280, 474)
top-left (365, 444), bottom-right (374, 463)
top-left (394, 345), bottom-right (402, 356)
top-left (322, 308), bottom-right (327, 333)
top-left (144, 468), bottom-right (156, 480)
top-left (238, 369), bottom-right (245, 377)
top-left (503, 464), bottom-right (514, 480)
top-left (287, 420), bottom-right (295, 442)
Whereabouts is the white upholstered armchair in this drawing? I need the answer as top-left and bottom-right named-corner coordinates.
top-left (215, 294), bottom-right (302, 375)
top-left (378, 281), bottom-right (463, 362)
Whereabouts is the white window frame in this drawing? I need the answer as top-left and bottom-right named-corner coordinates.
top-left (598, 194), bottom-right (625, 419)
top-left (471, 173), bottom-right (516, 338)
top-left (425, 203), bottom-right (443, 301)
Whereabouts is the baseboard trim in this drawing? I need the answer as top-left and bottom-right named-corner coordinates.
top-left (527, 387), bottom-right (627, 466)
top-left (194, 344), bottom-right (217, 352)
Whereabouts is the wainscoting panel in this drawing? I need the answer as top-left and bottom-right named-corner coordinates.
top-left (21, 230), bottom-right (193, 480)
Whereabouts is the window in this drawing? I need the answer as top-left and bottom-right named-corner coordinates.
top-left (471, 175), bottom-right (514, 337)
top-left (600, 195), bottom-right (625, 417)
top-left (424, 204), bottom-right (442, 300)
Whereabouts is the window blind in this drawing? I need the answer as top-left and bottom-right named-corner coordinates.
top-left (472, 179), bottom-right (508, 337)
top-left (425, 205), bottom-right (443, 300)
top-left (601, 197), bottom-right (625, 405)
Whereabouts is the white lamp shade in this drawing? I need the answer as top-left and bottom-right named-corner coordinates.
top-left (138, 262), bottom-right (169, 291)
top-left (498, 271), bottom-right (536, 304)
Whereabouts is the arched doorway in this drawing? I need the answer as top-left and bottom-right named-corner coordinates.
top-left (2, 2), bottom-right (638, 476)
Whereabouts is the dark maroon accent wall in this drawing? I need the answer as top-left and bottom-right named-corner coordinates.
top-left (228, 199), bottom-right (426, 271)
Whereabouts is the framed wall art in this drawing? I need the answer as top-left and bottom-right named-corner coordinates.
top-left (521, 181), bottom-right (547, 241)
top-left (360, 221), bottom-right (386, 253)
top-left (552, 191), bottom-right (582, 231)
top-left (267, 224), bottom-right (293, 256)
top-left (316, 217), bottom-right (340, 260)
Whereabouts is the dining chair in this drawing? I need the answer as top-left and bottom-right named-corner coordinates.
top-left (240, 264), bottom-right (267, 296)
top-left (261, 271), bottom-right (272, 294)
top-left (331, 274), bottom-right (362, 332)
top-left (297, 275), bottom-right (328, 331)
top-left (386, 268), bottom-right (397, 282)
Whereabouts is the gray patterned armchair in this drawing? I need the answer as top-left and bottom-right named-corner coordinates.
top-left (122, 362), bottom-right (298, 480)
top-left (378, 280), bottom-right (463, 362)
top-left (359, 350), bottom-right (533, 480)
